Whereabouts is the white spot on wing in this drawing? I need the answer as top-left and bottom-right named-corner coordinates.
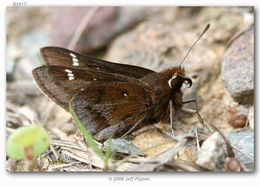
top-left (123, 93), bottom-right (128, 97)
top-left (65, 69), bottom-right (72, 73)
top-left (73, 62), bottom-right (79, 66)
top-left (70, 53), bottom-right (76, 58)
top-left (65, 69), bottom-right (75, 80)
top-left (93, 78), bottom-right (97, 81)
top-left (72, 58), bottom-right (79, 66)
top-left (70, 53), bottom-right (79, 66)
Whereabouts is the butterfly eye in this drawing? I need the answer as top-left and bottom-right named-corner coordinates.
top-left (181, 78), bottom-right (192, 90)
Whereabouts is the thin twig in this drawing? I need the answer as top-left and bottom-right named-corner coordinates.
top-left (232, 146), bottom-right (254, 161)
top-left (50, 144), bottom-right (60, 160)
top-left (68, 7), bottom-right (100, 50)
top-left (194, 128), bottom-right (200, 151)
top-left (50, 162), bottom-right (79, 170)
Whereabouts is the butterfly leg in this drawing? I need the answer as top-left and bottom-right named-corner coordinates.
top-left (179, 98), bottom-right (210, 131)
top-left (169, 100), bottom-right (176, 138)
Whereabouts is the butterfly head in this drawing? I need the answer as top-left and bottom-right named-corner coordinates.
top-left (168, 67), bottom-right (192, 91)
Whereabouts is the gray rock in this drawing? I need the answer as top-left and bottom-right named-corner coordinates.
top-left (227, 130), bottom-right (254, 164)
top-left (104, 139), bottom-right (145, 156)
top-left (222, 24), bottom-right (254, 104)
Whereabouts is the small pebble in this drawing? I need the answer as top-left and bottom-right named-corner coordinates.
top-left (226, 105), bottom-right (248, 128)
top-left (196, 132), bottom-right (226, 170)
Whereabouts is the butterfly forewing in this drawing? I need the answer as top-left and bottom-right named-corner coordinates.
top-left (33, 65), bottom-right (142, 111)
top-left (40, 47), bottom-right (156, 79)
top-left (71, 82), bottom-right (151, 140)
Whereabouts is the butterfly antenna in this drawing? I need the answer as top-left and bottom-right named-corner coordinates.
top-left (179, 24), bottom-right (210, 68)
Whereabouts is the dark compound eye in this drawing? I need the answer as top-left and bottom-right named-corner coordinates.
top-left (181, 78), bottom-right (192, 90)
top-left (184, 79), bottom-right (191, 86)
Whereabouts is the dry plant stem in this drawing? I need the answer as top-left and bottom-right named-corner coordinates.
top-left (50, 162), bottom-right (79, 170)
top-left (133, 136), bottom-right (194, 171)
top-left (232, 146), bottom-right (254, 161)
top-left (239, 161), bottom-right (250, 172)
top-left (164, 161), bottom-right (199, 172)
top-left (111, 140), bottom-right (175, 171)
top-left (194, 128), bottom-right (200, 151)
top-left (68, 7), bottom-right (100, 50)
top-left (50, 144), bottom-right (60, 160)
top-left (180, 100), bottom-right (236, 158)
top-left (154, 124), bottom-right (177, 139)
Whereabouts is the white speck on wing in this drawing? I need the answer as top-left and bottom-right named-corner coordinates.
top-left (70, 53), bottom-right (79, 66)
top-left (65, 69), bottom-right (74, 80)
top-left (65, 69), bottom-right (72, 73)
top-left (70, 53), bottom-right (76, 58)
top-left (72, 58), bottom-right (79, 66)
top-left (69, 76), bottom-right (74, 80)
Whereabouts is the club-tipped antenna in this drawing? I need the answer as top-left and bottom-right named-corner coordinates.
top-left (179, 24), bottom-right (210, 68)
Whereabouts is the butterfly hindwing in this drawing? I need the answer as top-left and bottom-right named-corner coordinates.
top-left (71, 82), bottom-right (151, 141)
